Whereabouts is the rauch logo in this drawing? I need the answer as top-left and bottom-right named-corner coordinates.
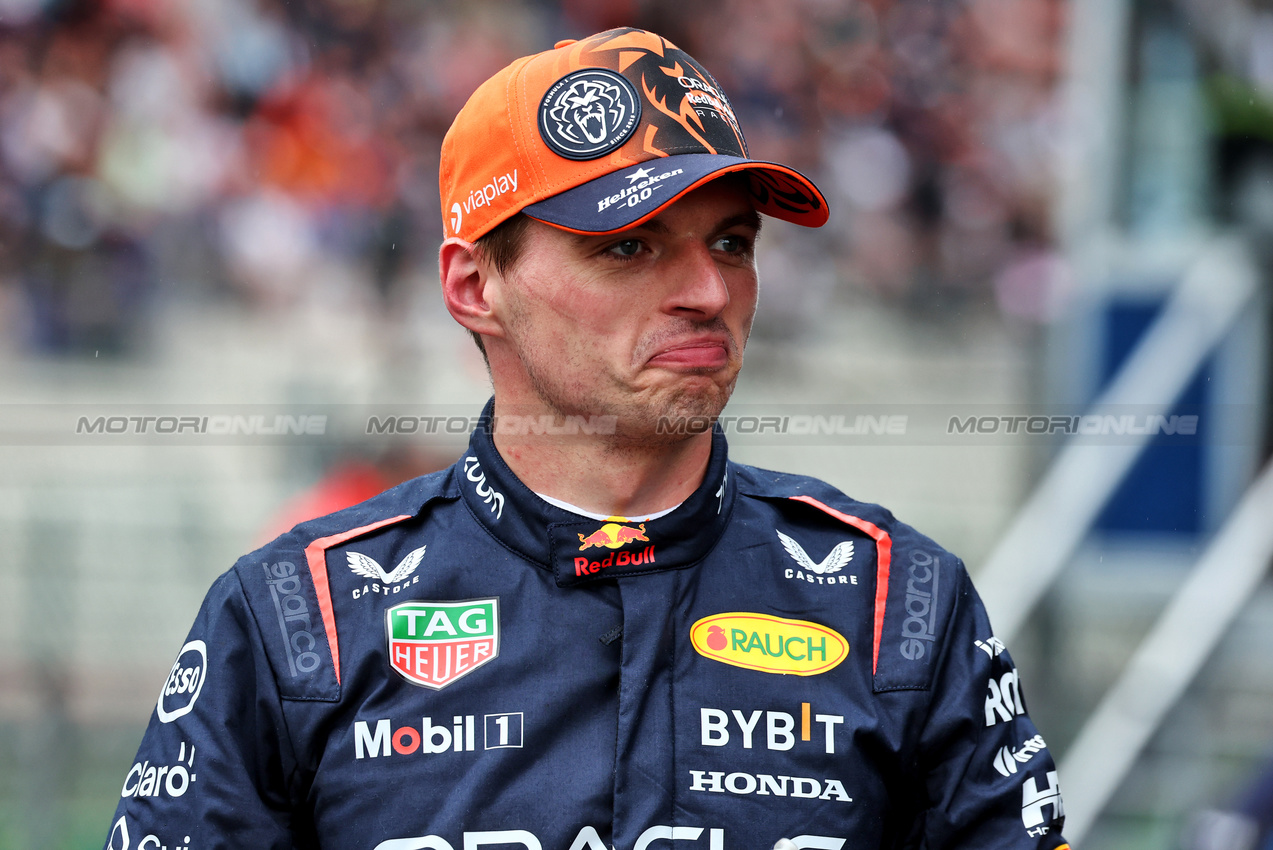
top-left (386, 599), bottom-right (498, 689)
top-left (690, 613), bottom-right (848, 676)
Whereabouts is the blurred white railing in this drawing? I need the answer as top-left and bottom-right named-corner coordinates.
top-left (977, 236), bottom-right (1258, 645)
top-left (973, 235), bottom-right (1263, 842)
top-left (1059, 458), bottom-right (1273, 842)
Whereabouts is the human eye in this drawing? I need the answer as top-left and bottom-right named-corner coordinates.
top-left (605, 238), bottom-right (646, 260)
top-left (712, 233), bottom-right (752, 256)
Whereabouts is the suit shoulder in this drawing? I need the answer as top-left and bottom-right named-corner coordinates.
top-left (226, 466), bottom-right (457, 701)
top-left (731, 461), bottom-right (968, 692)
top-left (732, 461), bottom-right (944, 548)
top-left (287, 467), bottom-right (457, 546)
top-left (231, 466), bottom-right (454, 578)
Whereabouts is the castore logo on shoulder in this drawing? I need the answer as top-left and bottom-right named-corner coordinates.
top-left (777, 530), bottom-right (857, 586)
top-left (347, 545), bottom-right (425, 600)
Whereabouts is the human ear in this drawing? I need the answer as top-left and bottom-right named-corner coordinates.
top-left (439, 238), bottom-right (505, 340)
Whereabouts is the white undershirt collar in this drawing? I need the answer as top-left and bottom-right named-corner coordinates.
top-left (535, 492), bottom-right (680, 523)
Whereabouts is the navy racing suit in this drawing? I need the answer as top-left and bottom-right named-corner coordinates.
top-left (104, 407), bottom-right (1069, 850)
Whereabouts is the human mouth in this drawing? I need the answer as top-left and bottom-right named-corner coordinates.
top-left (646, 337), bottom-right (732, 370)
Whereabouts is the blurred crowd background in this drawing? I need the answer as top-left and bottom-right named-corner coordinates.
top-left (0, 0), bottom-right (1065, 355)
top-left (1, 0), bottom-right (1272, 848)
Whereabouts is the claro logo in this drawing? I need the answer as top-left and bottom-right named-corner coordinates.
top-left (898, 550), bottom-right (940, 660)
top-left (156, 640), bottom-right (206, 723)
top-left (690, 613), bottom-right (848, 676)
top-left (121, 741), bottom-right (197, 800)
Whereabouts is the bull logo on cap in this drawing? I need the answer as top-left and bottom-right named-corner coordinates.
top-left (539, 68), bottom-right (640, 160)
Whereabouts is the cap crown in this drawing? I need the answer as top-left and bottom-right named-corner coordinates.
top-left (441, 28), bottom-right (824, 241)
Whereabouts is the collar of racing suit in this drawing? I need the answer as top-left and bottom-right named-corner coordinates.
top-left (456, 398), bottom-right (736, 587)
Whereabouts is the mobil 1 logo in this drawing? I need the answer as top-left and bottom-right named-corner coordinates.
top-left (157, 640), bottom-right (207, 723)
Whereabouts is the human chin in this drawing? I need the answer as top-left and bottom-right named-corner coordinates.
top-left (653, 375), bottom-right (735, 427)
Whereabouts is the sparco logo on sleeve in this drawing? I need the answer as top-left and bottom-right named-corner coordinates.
top-left (386, 599), bottom-right (499, 689)
top-left (263, 561), bottom-right (322, 677)
top-left (898, 550), bottom-right (939, 660)
top-left (156, 640), bottom-right (206, 723)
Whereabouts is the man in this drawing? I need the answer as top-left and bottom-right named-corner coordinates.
top-left (104, 28), bottom-right (1068, 850)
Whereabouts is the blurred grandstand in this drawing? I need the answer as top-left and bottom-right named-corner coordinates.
top-left (0, 0), bottom-right (1270, 848)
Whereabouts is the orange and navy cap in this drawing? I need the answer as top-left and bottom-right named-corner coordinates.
top-left (439, 27), bottom-right (829, 242)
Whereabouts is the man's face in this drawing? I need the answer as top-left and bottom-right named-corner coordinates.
top-left (491, 179), bottom-right (761, 443)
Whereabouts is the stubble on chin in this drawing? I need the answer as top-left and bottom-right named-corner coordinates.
top-left (519, 357), bottom-right (738, 448)
top-left (512, 316), bottom-right (746, 447)
top-left (613, 321), bottom-right (743, 442)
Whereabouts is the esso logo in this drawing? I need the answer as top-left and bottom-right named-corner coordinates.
top-left (157, 640), bottom-right (207, 723)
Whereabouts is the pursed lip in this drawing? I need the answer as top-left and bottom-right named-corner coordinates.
top-left (645, 335), bottom-right (733, 370)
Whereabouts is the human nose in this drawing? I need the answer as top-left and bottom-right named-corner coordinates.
top-left (663, 243), bottom-right (732, 319)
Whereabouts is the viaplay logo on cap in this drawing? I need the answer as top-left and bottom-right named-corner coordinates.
top-left (386, 599), bottom-right (499, 689)
top-left (539, 68), bottom-right (641, 160)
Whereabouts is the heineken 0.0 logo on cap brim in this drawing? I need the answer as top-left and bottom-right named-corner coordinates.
top-left (385, 599), bottom-right (499, 689)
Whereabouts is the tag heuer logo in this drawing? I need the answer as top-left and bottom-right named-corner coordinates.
top-left (385, 599), bottom-right (499, 689)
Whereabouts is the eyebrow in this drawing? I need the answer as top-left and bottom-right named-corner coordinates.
top-left (718, 210), bottom-right (763, 236)
top-left (584, 208), bottom-right (763, 242)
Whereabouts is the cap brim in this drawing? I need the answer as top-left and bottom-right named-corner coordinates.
top-left (522, 153), bottom-right (829, 234)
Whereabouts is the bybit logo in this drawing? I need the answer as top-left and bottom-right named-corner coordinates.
top-left (699, 703), bottom-right (845, 753)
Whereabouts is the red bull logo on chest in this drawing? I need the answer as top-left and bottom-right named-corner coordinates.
top-left (578, 516), bottom-right (649, 550)
top-left (575, 516), bottom-right (655, 576)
